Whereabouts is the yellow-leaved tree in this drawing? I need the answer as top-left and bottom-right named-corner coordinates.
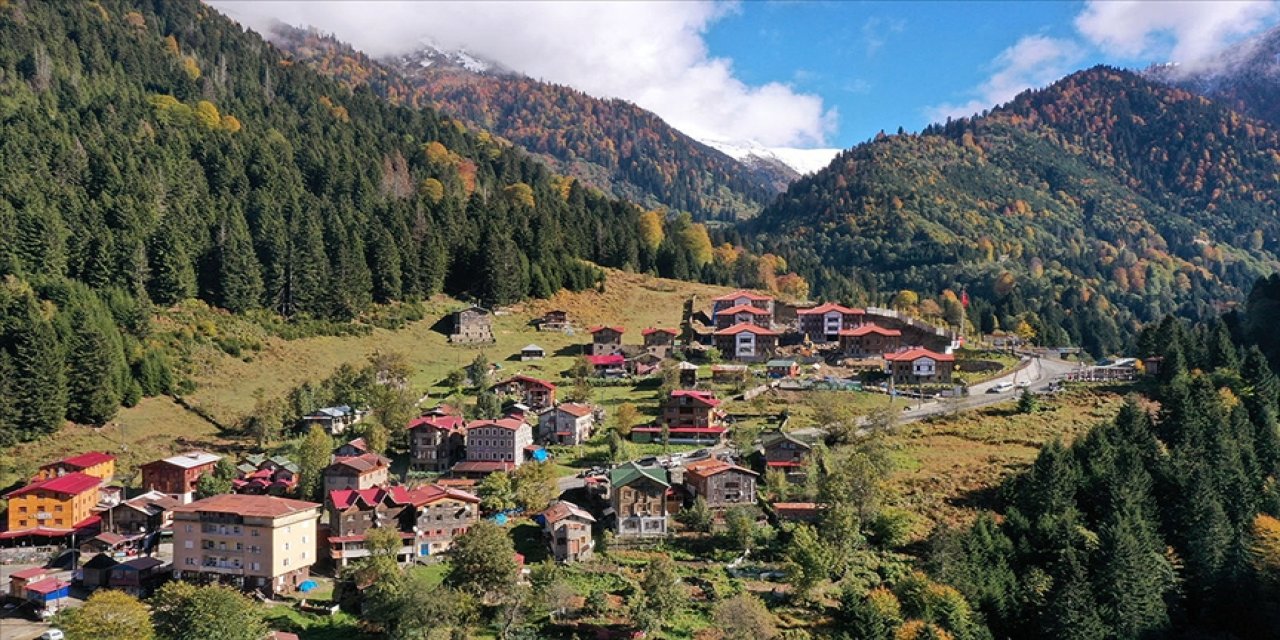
top-left (638, 209), bottom-right (665, 252)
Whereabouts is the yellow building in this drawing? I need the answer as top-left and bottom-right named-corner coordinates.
top-left (172, 494), bottom-right (320, 595)
top-left (5, 472), bottom-right (103, 531)
top-left (35, 451), bottom-right (116, 482)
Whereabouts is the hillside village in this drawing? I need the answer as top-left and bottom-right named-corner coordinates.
top-left (0, 286), bottom-right (1047, 637)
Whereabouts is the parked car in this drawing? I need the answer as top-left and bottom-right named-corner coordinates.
top-left (41, 630), bottom-right (65, 640)
top-left (988, 382), bottom-right (1015, 394)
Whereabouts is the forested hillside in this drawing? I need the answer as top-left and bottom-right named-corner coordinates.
top-left (0, 0), bottom-right (757, 442)
top-left (745, 67), bottom-right (1280, 356)
top-left (269, 27), bottom-right (790, 221)
top-left (923, 302), bottom-right (1280, 639)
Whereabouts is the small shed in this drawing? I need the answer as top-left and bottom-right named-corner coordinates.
top-left (677, 361), bottom-right (699, 387)
top-left (766, 359), bottom-right (801, 379)
top-left (81, 552), bottom-right (120, 589)
top-left (25, 577), bottom-right (70, 607)
top-left (520, 344), bottom-right (546, 361)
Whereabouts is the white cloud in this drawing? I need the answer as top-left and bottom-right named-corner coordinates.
top-left (925, 35), bottom-right (1084, 123)
top-left (862, 16), bottom-right (906, 57)
top-left (207, 0), bottom-right (837, 148)
top-left (1075, 0), bottom-right (1279, 65)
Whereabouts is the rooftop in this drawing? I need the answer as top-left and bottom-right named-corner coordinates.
top-left (327, 453), bottom-right (390, 474)
top-left (641, 327), bottom-right (678, 336)
top-left (173, 494), bottom-right (319, 518)
top-left (466, 417), bottom-right (527, 431)
top-left (556, 403), bottom-right (594, 418)
top-left (585, 354), bottom-right (626, 366)
top-left (839, 325), bottom-right (902, 337)
top-left (588, 325), bottom-right (625, 334)
top-left (609, 461), bottom-right (670, 488)
top-left (407, 415), bottom-right (465, 432)
top-left (44, 451), bottom-right (115, 470)
top-left (156, 451), bottom-right (222, 469)
top-left (715, 304), bottom-right (773, 316)
top-left (328, 486), bottom-right (412, 510)
top-left (714, 323), bottom-right (780, 336)
top-left (542, 500), bottom-right (596, 524)
top-left (798, 302), bottom-right (864, 315)
top-left (684, 458), bottom-right (757, 479)
top-left (495, 374), bottom-right (556, 390)
top-left (713, 290), bottom-right (773, 302)
top-left (884, 348), bottom-right (955, 362)
top-left (6, 472), bottom-right (102, 498)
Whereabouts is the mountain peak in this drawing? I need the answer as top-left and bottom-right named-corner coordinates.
top-left (396, 42), bottom-right (512, 77)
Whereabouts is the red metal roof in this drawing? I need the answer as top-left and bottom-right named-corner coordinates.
top-left (797, 302), bottom-right (864, 315)
top-left (6, 472), bottom-right (101, 498)
top-left (641, 327), bottom-right (678, 336)
top-left (631, 426), bottom-right (727, 435)
top-left (588, 325), bottom-right (625, 334)
top-left (25, 577), bottom-right (69, 595)
top-left (669, 389), bottom-right (721, 407)
top-left (406, 483), bottom-right (480, 506)
top-left (466, 417), bottom-right (527, 431)
top-left (884, 348), bottom-right (954, 362)
top-left (839, 325), bottom-right (902, 337)
top-left (713, 323), bottom-right (779, 336)
top-left (712, 290), bottom-right (773, 302)
top-left (328, 486), bottom-right (412, 510)
top-left (585, 354), bottom-right (625, 366)
top-left (407, 415), bottom-right (465, 432)
top-left (173, 494), bottom-right (319, 518)
top-left (766, 461), bottom-right (805, 468)
top-left (48, 451), bottom-right (115, 470)
top-left (684, 459), bottom-right (757, 479)
top-left (715, 304), bottom-right (773, 316)
top-left (11, 567), bottom-right (47, 580)
top-left (556, 403), bottom-right (594, 418)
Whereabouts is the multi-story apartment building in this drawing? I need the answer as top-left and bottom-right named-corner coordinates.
top-left (537, 403), bottom-right (596, 446)
top-left (713, 323), bottom-right (780, 362)
top-left (458, 418), bottom-right (533, 473)
top-left (710, 290), bottom-right (775, 317)
top-left (4, 472), bottom-right (102, 532)
top-left (797, 303), bottom-right (866, 343)
top-left (541, 501), bottom-right (595, 563)
top-left (172, 494), bottom-right (320, 595)
top-left (408, 484), bottom-right (481, 557)
top-left (884, 348), bottom-right (956, 384)
top-left (407, 414), bottom-right (465, 472)
top-left (839, 325), bottom-right (902, 358)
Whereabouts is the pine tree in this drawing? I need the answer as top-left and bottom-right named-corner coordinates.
top-left (65, 303), bottom-right (123, 426)
top-left (209, 206), bottom-right (263, 313)
top-left (1095, 500), bottom-right (1172, 638)
top-left (1041, 549), bottom-right (1107, 640)
top-left (368, 224), bottom-right (402, 303)
top-left (7, 293), bottom-right (67, 439)
top-left (146, 220), bottom-right (196, 305)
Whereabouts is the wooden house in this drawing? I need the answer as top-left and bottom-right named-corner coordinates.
top-left (766, 359), bottom-right (801, 378)
top-left (538, 403), bottom-right (597, 446)
top-left (139, 451), bottom-right (221, 504)
top-left (682, 459), bottom-right (758, 508)
top-left (797, 303), bottom-right (866, 343)
top-left (712, 304), bottom-right (774, 330)
top-left (713, 324), bottom-right (780, 362)
top-left (585, 354), bottom-right (626, 378)
top-left (322, 453), bottom-right (391, 495)
top-left (884, 348), bottom-right (955, 384)
top-left (609, 462), bottom-right (670, 539)
top-left (539, 310), bottom-right (570, 332)
top-left (520, 344), bottom-right (546, 361)
top-left (839, 325), bottom-right (902, 358)
top-left (492, 374), bottom-right (557, 409)
top-left (760, 431), bottom-right (814, 482)
top-left (407, 415), bottom-right (466, 472)
top-left (541, 501), bottom-right (596, 563)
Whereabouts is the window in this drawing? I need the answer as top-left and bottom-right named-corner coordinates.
top-left (185, 524), bottom-right (193, 533)
top-left (284, 542), bottom-right (290, 551)
top-left (185, 557), bottom-right (195, 566)
top-left (251, 529), bottom-right (259, 537)
top-left (185, 540), bottom-right (194, 549)
top-left (283, 558), bottom-right (290, 567)
top-left (53, 505), bottom-right (62, 512)
top-left (251, 562), bottom-right (261, 571)
top-left (302, 535), bottom-right (308, 544)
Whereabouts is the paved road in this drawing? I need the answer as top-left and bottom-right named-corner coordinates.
top-left (894, 355), bottom-right (1080, 423)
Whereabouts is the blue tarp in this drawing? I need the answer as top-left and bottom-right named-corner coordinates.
top-left (530, 448), bottom-right (549, 462)
top-left (298, 580), bottom-right (318, 592)
top-left (491, 513), bottom-right (508, 526)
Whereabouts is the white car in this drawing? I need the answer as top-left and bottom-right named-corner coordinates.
top-left (988, 381), bottom-right (1015, 393)
top-left (41, 630), bottom-right (66, 640)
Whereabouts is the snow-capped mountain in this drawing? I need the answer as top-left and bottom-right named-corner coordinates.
top-left (699, 137), bottom-right (843, 177)
top-left (396, 42), bottom-right (512, 76)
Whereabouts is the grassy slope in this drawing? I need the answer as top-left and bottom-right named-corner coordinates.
top-left (882, 386), bottom-right (1128, 536)
top-left (0, 270), bottom-right (733, 488)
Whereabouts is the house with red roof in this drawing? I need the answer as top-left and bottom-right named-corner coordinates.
top-left (798, 302), bottom-right (867, 342)
top-left (839, 324), bottom-right (903, 358)
top-left (713, 323), bottom-right (780, 362)
top-left (36, 451), bottom-right (116, 482)
top-left (141, 451), bottom-right (222, 504)
top-left (641, 327), bottom-right (678, 358)
top-left (710, 290), bottom-right (775, 318)
top-left (585, 354), bottom-right (627, 378)
top-left (492, 374), bottom-right (556, 409)
top-left (884, 348), bottom-right (956, 384)
top-left (232, 455), bottom-right (300, 496)
top-left (760, 431), bottom-right (816, 483)
top-left (712, 304), bottom-right (775, 330)
top-left (455, 417), bottom-right (533, 476)
top-left (683, 459), bottom-right (758, 508)
top-left (537, 403), bottom-right (597, 445)
top-left (406, 484), bottom-right (481, 557)
top-left (5, 472), bottom-right (103, 534)
top-left (323, 485), bottom-right (414, 567)
top-left (407, 414), bottom-right (466, 473)
top-left (588, 325), bottom-right (625, 356)
top-left (632, 389), bottom-right (728, 445)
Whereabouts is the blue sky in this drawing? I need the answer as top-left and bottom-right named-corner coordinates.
top-left (703, 1), bottom-right (1278, 148)
top-left (217, 0), bottom-right (1280, 154)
